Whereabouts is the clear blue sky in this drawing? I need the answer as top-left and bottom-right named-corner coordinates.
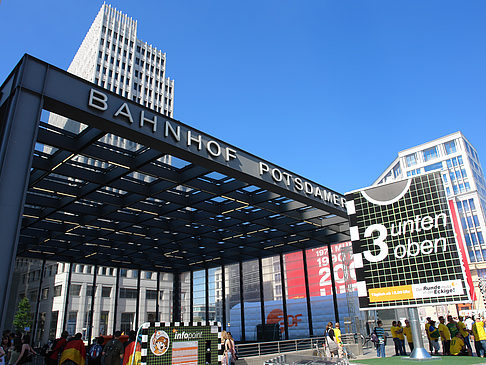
top-left (1, 0), bottom-right (485, 194)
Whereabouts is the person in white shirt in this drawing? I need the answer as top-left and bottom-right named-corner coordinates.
top-left (465, 316), bottom-right (474, 331)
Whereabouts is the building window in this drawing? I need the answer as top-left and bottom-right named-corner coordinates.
top-left (41, 288), bottom-right (49, 300)
top-left (444, 140), bottom-right (457, 155)
top-left (424, 162), bottom-right (443, 172)
top-left (119, 288), bottom-right (138, 299)
top-left (99, 311), bottom-right (109, 335)
top-left (54, 285), bottom-right (62, 297)
top-left (102, 286), bottom-right (112, 298)
top-left (69, 285), bottom-right (81, 296)
top-left (423, 146), bottom-right (438, 162)
top-left (120, 313), bottom-right (134, 333)
top-left (146, 290), bottom-right (157, 300)
top-left (67, 312), bottom-right (77, 335)
top-left (120, 269), bottom-right (127, 277)
top-left (144, 271), bottom-right (153, 280)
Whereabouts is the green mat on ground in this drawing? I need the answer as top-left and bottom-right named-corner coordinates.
top-left (351, 356), bottom-right (486, 365)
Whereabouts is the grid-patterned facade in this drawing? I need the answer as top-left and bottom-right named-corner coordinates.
top-left (348, 173), bottom-right (470, 309)
top-left (374, 132), bottom-right (486, 264)
top-left (70, 3), bottom-right (174, 116)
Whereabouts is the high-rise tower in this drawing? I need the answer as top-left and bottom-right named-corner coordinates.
top-left (69, 3), bottom-right (174, 116)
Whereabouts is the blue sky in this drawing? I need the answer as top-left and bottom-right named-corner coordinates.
top-left (1, 0), bottom-right (485, 193)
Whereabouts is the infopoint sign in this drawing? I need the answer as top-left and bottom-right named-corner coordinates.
top-left (140, 322), bottom-right (221, 365)
top-left (345, 172), bottom-right (473, 310)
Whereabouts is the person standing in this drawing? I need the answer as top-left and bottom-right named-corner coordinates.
top-left (8, 339), bottom-right (21, 365)
top-left (472, 316), bottom-right (486, 357)
top-left (397, 321), bottom-right (406, 355)
top-left (457, 316), bottom-right (472, 355)
top-left (15, 335), bottom-right (37, 365)
top-left (390, 321), bottom-right (401, 356)
top-left (373, 321), bottom-right (386, 358)
top-left (427, 320), bottom-right (441, 355)
top-left (222, 331), bottom-right (236, 365)
top-left (48, 331), bottom-right (69, 365)
top-left (87, 337), bottom-right (104, 365)
top-left (438, 316), bottom-right (451, 355)
top-left (403, 320), bottom-right (414, 352)
top-left (333, 323), bottom-right (343, 358)
top-left (101, 332), bottom-right (124, 365)
top-left (447, 316), bottom-right (459, 339)
top-left (425, 317), bottom-right (433, 353)
top-left (59, 333), bottom-right (86, 365)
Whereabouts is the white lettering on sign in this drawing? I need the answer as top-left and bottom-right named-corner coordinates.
top-left (259, 162), bottom-right (345, 208)
top-left (362, 214), bottom-right (448, 263)
top-left (87, 88), bottom-right (344, 208)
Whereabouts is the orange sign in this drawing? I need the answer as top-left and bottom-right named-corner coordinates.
top-left (369, 285), bottom-right (413, 302)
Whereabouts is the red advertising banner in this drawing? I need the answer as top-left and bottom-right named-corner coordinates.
top-left (285, 241), bottom-right (356, 299)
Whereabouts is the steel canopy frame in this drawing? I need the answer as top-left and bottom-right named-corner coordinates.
top-left (0, 55), bottom-right (349, 327)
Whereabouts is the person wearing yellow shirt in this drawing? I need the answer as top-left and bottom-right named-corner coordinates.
top-left (397, 321), bottom-right (406, 355)
top-left (334, 322), bottom-right (343, 358)
top-left (450, 333), bottom-right (467, 356)
top-left (472, 316), bottom-right (486, 357)
top-left (390, 321), bottom-right (401, 356)
top-left (438, 316), bottom-right (451, 355)
top-left (403, 320), bottom-right (414, 352)
top-left (457, 316), bottom-right (472, 355)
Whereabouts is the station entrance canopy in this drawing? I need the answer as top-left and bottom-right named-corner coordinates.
top-left (0, 55), bottom-right (349, 321)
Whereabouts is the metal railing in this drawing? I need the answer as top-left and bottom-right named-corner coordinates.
top-left (235, 336), bottom-right (328, 358)
top-left (235, 333), bottom-right (369, 358)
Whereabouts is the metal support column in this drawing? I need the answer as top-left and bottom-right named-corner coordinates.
top-left (258, 258), bottom-right (265, 331)
top-left (205, 268), bottom-right (209, 322)
top-left (221, 266), bottom-right (226, 331)
top-left (408, 307), bottom-right (432, 359)
top-left (279, 253), bottom-right (289, 340)
top-left (328, 246), bottom-right (340, 325)
top-left (172, 272), bottom-right (182, 323)
top-left (156, 272), bottom-right (161, 321)
top-left (190, 271), bottom-right (194, 323)
top-left (32, 259), bottom-right (46, 344)
top-left (112, 268), bottom-right (120, 334)
top-left (302, 249), bottom-right (313, 337)
top-left (239, 261), bottom-right (245, 342)
top-left (62, 263), bottom-right (73, 331)
top-left (0, 76), bottom-right (44, 328)
top-left (135, 269), bottom-right (141, 329)
top-left (88, 265), bottom-right (97, 345)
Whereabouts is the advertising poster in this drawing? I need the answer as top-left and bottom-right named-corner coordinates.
top-left (140, 322), bottom-right (221, 365)
top-left (345, 172), bottom-right (472, 310)
top-left (285, 241), bottom-right (356, 299)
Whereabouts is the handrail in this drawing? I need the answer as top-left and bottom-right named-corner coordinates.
top-left (235, 336), bottom-right (328, 358)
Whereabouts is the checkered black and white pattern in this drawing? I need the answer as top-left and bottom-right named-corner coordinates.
top-left (345, 172), bottom-right (470, 310)
top-left (140, 322), bottom-right (222, 365)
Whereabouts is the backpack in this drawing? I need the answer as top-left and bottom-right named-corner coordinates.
top-left (103, 339), bottom-right (121, 364)
top-left (370, 327), bottom-right (379, 343)
top-left (89, 344), bottom-right (102, 360)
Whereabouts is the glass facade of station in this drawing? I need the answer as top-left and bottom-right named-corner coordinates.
top-left (7, 241), bottom-right (361, 345)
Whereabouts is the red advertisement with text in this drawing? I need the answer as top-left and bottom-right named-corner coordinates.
top-left (285, 241), bottom-right (356, 299)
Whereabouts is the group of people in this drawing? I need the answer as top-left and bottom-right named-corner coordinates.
top-left (425, 315), bottom-right (486, 357)
top-left (322, 321), bottom-right (343, 358)
top-left (1, 332), bottom-right (37, 365)
top-left (372, 314), bottom-right (486, 358)
top-left (46, 330), bottom-right (140, 365)
top-left (0, 329), bottom-right (141, 365)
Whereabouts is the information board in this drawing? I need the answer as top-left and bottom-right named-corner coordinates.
top-left (345, 172), bottom-right (471, 310)
top-left (140, 322), bottom-right (221, 365)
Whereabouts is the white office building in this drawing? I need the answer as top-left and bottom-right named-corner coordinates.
top-left (375, 131), bottom-right (486, 310)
